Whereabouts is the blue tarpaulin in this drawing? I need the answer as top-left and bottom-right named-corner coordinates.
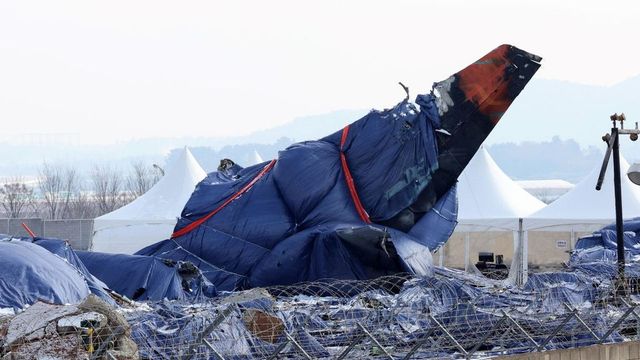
top-left (24, 237), bottom-right (116, 305)
top-left (137, 98), bottom-right (456, 291)
top-left (77, 251), bottom-right (217, 301)
top-left (0, 235), bottom-right (216, 309)
top-left (571, 218), bottom-right (640, 264)
top-left (0, 239), bottom-right (90, 309)
top-left (126, 266), bottom-right (621, 359)
top-left (138, 45), bottom-right (541, 291)
top-left (0, 45), bottom-right (543, 309)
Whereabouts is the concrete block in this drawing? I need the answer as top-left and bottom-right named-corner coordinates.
top-left (570, 348), bottom-right (581, 360)
top-left (618, 343), bottom-right (633, 360)
top-left (610, 345), bottom-right (620, 360)
top-left (630, 342), bottom-right (640, 359)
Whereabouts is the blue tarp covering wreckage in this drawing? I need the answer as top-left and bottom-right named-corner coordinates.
top-left (0, 239), bottom-right (91, 309)
top-left (127, 218), bottom-right (640, 359)
top-left (0, 236), bottom-right (213, 308)
top-left (0, 44), bottom-right (545, 309)
top-left (126, 267), bottom-right (624, 359)
top-left (571, 218), bottom-right (640, 265)
top-left (76, 251), bottom-right (217, 301)
top-left (24, 237), bottom-right (116, 305)
top-left (136, 44), bottom-right (543, 291)
top-left (569, 218), bottom-right (640, 281)
top-left (7, 44), bottom-right (640, 359)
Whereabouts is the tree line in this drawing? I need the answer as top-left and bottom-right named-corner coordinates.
top-left (0, 161), bottom-right (162, 220)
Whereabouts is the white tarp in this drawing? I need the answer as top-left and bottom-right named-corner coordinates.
top-left (525, 155), bottom-right (640, 231)
top-left (456, 147), bottom-right (546, 231)
top-left (92, 147), bottom-right (207, 254)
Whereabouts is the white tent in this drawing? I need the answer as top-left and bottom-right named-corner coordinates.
top-left (526, 155), bottom-right (640, 232)
top-left (451, 147), bottom-right (546, 284)
top-left (457, 147), bottom-right (546, 231)
top-left (92, 147), bottom-right (207, 254)
top-left (516, 179), bottom-right (574, 203)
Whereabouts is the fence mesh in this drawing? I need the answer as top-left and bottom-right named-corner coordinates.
top-left (4, 268), bottom-right (640, 359)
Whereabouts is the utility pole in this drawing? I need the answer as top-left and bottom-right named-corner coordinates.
top-left (596, 113), bottom-right (638, 297)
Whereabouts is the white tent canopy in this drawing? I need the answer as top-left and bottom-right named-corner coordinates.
top-left (516, 179), bottom-right (574, 191)
top-left (92, 147), bottom-right (207, 254)
top-left (516, 179), bottom-right (574, 203)
top-left (456, 147), bottom-right (546, 232)
top-left (525, 155), bottom-right (640, 231)
top-left (449, 147), bottom-right (546, 285)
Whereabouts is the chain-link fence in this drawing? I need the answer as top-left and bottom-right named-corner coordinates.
top-left (5, 267), bottom-right (640, 359)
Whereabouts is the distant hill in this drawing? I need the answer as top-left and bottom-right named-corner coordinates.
top-left (231, 109), bottom-right (368, 144)
top-left (487, 137), bottom-right (603, 183)
top-left (0, 109), bottom-right (367, 177)
top-left (2, 75), bottom-right (640, 183)
top-left (487, 76), bottom-right (640, 162)
top-left (173, 138), bottom-right (295, 172)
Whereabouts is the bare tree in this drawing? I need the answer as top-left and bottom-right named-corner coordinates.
top-left (126, 161), bottom-right (161, 198)
top-left (38, 162), bottom-right (63, 220)
top-left (59, 167), bottom-right (79, 219)
top-left (67, 188), bottom-right (96, 219)
top-left (37, 163), bottom-right (81, 219)
top-left (91, 164), bottom-right (125, 215)
top-left (0, 177), bottom-right (35, 218)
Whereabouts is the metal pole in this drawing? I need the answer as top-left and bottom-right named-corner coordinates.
top-left (508, 229), bottom-right (520, 286)
top-left (521, 219), bottom-right (528, 286)
top-left (464, 232), bottom-right (470, 272)
top-left (611, 127), bottom-right (626, 291)
top-left (570, 228), bottom-right (575, 252)
top-left (596, 132), bottom-right (616, 191)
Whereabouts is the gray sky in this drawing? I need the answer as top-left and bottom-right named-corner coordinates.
top-left (1, 0), bottom-right (638, 144)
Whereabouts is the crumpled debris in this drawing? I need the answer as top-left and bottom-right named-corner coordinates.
top-left (0, 295), bottom-right (138, 360)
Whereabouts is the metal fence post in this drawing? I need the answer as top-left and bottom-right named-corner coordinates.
top-left (181, 305), bottom-right (234, 360)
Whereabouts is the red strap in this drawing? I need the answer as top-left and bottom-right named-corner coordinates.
top-left (22, 223), bottom-right (36, 238)
top-left (171, 159), bottom-right (277, 238)
top-left (340, 126), bottom-right (371, 224)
